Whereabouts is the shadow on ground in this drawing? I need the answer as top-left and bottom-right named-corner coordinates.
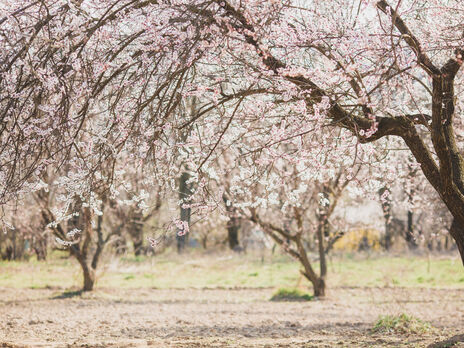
top-left (51, 290), bottom-right (84, 299)
top-left (428, 334), bottom-right (464, 348)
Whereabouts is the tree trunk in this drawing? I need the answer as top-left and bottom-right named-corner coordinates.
top-left (405, 211), bottom-right (418, 249)
top-left (113, 223), bottom-right (127, 255)
top-left (405, 173), bottom-right (418, 249)
top-left (313, 277), bottom-right (326, 297)
top-left (91, 212), bottom-right (105, 269)
top-left (316, 218), bottom-right (327, 275)
top-left (201, 235), bottom-right (208, 249)
top-left (177, 171), bottom-right (192, 253)
top-left (74, 205), bottom-right (97, 291)
top-left (450, 218), bottom-right (464, 264)
top-left (33, 239), bottom-right (47, 261)
top-left (177, 208), bottom-right (190, 253)
top-left (128, 209), bottom-right (144, 256)
top-left (316, 214), bottom-right (327, 298)
top-left (223, 192), bottom-right (240, 250)
top-left (82, 264), bottom-right (95, 292)
top-left (378, 186), bottom-right (393, 250)
top-left (134, 240), bottom-right (144, 256)
top-left (72, 247), bottom-right (96, 292)
top-left (301, 270), bottom-right (326, 298)
top-left (227, 216), bottom-right (240, 250)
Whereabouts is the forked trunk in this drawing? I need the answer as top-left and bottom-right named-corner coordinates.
top-left (302, 271), bottom-right (326, 298)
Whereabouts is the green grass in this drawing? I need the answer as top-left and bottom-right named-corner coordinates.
top-left (270, 288), bottom-right (314, 301)
top-left (0, 251), bottom-right (463, 290)
top-left (372, 313), bottom-right (433, 334)
top-left (328, 255), bottom-right (463, 288)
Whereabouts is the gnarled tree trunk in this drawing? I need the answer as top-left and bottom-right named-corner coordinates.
top-left (40, 195), bottom-right (111, 292)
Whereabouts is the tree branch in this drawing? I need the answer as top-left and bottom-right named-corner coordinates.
top-left (376, 1), bottom-right (440, 76)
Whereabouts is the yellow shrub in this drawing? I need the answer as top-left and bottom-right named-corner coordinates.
top-left (333, 228), bottom-right (382, 251)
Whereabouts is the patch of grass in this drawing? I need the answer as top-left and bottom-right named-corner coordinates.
top-left (328, 255), bottom-right (464, 288)
top-left (124, 274), bottom-right (135, 280)
top-left (270, 288), bottom-right (314, 302)
top-left (372, 313), bottom-right (432, 335)
top-left (0, 252), bottom-right (463, 290)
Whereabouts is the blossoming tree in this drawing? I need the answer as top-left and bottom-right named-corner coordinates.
top-left (2, 0), bottom-right (464, 265)
top-left (175, 0), bottom-right (464, 262)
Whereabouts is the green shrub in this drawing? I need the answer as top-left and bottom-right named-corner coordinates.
top-left (270, 288), bottom-right (313, 302)
top-left (124, 274), bottom-right (135, 280)
top-left (372, 313), bottom-right (432, 334)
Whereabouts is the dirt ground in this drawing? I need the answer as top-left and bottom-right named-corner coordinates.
top-left (0, 286), bottom-right (463, 348)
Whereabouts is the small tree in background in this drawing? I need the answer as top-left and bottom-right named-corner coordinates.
top-left (244, 169), bottom-right (355, 297)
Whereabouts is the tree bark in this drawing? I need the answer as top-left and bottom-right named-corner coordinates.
top-left (378, 186), bottom-right (393, 250)
top-left (69, 205), bottom-right (97, 291)
top-left (177, 170), bottom-right (191, 253)
top-left (227, 217), bottom-right (240, 250)
top-left (450, 218), bottom-right (464, 263)
top-left (81, 262), bottom-right (96, 292)
top-left (314, 216), bottom-right (327, 297)
top-left (113, 223), bottom-right (127, 255)
top-left (223, 192), bottom-right (241, 250)
top-left (405, 210), bottom-right (417, 249)
top-left (313, 278), bottom-right (326, 297)
top-left (301, 269), bottom-right (326, 298)
top-left (317, 187), bottom-right (329, 286)
top-left (128, 209), bottom-right (144, 256)
top-left (91, 212), bottom-right (104, 269)
top-left (201, 235), bottom-right (208, 249)
top-left (33, 238), bottom-right (47, 261)
top-left (70, 246), bottom-right (96, 292)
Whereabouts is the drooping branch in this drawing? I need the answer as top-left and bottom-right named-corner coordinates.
top-left (376, 1), bottom-right (440, 76)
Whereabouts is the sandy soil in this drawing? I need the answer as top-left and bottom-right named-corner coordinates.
top-left (1, 287), bottom-right (463, 347)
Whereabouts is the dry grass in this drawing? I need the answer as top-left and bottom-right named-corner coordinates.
top-left (372, 313), bottom-right (433, 335)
